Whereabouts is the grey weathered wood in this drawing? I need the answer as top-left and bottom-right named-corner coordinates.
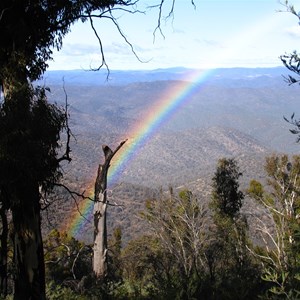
top-left (93, 140), bottom-right (126, 279)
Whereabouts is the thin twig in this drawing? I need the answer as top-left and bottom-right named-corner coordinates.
top-left (88, 12), bottom-right (109, 75)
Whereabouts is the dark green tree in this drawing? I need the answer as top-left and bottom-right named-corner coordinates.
top-left (209, 158), bottom-right (262, 299)
top-left (0, 86), bottom-right (69, 299)
top-left (211, 158), bottom-right (244, 219)
top-left (0, 1), bottom-right (122, 297)
top-left (0, 0), bottom-right (137, 94)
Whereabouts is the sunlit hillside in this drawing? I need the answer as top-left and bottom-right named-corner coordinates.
top-left (40, 67), bottom-right (300, 243)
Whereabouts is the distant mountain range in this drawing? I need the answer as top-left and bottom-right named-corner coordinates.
top-left (40, 66), bottom-right (293, 87)
top-left (42, 67), bottom-right (300, 150)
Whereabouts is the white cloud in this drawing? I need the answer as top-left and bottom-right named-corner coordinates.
top-left (285, 26), bottom-right (300, 38)
top-left (61, 44), bottom-right (100, 57)
top-left (202, 39), bottom-right (225, 49)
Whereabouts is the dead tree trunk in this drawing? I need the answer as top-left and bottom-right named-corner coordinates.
top-left (0, 205), bottom-right (8, 297)
top-left (93, 140), bottom-right (126, 280)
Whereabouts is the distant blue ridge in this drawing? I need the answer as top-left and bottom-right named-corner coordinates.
top-left (36, 66), bottom-right (289, 87)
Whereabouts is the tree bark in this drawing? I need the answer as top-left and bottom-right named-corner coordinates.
top-left (93, 140), bottom-right (126, 279)
top-left (12, 183), bottom-right (45, 300)
top-left (0, 206), bottom-right (8, 297)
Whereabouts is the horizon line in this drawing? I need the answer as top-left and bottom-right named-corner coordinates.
top-left (45, 65), bottom-right (285, 72)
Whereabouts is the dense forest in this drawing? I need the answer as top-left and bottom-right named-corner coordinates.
top-left (0, 0), bottom-right (300, 299)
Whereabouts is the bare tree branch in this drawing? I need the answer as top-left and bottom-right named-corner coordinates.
top-left (103, 11), bottom-right (146, 63)
top-left (0, 6), bottom-right (12, 22)
top-left (87, 12), bottom-right (110, 74)
top-left (56, 79), bottom-right (74, 164)
top-left (71, 245), bottom-right (92, 280)
top-left (149, 0), bottom-right (196, 41)
top-left (82, 3), bottom-right (145, 74)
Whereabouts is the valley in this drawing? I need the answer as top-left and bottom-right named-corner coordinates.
top-left (40, 67), bottom-right (300, 243)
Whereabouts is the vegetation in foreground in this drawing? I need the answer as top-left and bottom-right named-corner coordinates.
top-left (1, 155), bottom-right (299, 299)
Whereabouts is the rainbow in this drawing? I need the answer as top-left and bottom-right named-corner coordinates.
top-left (60, 186), bottom-right (95, 238)
top-left (60, 71), bottom-right (208, 238)
top-left (107, 73), bottom-right (210, 185)
top-left (60, 73), bottom-right (208, 238)
top-left (62, 11), bottom-right (280, 238)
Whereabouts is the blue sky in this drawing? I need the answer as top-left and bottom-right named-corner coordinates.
top-left (48, 0), bottom-right (300, 70)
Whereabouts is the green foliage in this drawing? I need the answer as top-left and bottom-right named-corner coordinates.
top-left (209, 158), bottom-right (263, 299)
top-left (0, 85), bottom-right (69, 299)
top-left (121, 184), bottom-right (264, 299)
top-left (208, 219), bottom-right (263, 300)
top-left (0, 0), bottom-right (124, 85)
top-left (248, 154), bottom-right (300, 299)
top-left (211, 158), bottom-right (244, 218)
top-left (248, 179), bottom-right (264, 199)
top-left (46, 281), bottom-right (89, 300)
top-left (120, 235), bottom-right (160, 296)
top-left (44, 229), bottom-right (92, 284)
top-left (107, 226), bottom-right (123, 282)
top-left (140, 189), bottom-right (209, 299)
top-left (0, 86), bottom-right (68, 199)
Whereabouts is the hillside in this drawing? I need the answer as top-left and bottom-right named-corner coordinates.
top-left (40, 67), bottom-right (300, 243)
top-left (45, 125), bottom-right (268, 243)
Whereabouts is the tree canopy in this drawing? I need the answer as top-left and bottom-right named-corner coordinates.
top-left (0, 0), bottom-right (187, 94)
top-left (0, 0), bottom-right (135, 92)
top-left (211, 158), bottom-right (244, 219)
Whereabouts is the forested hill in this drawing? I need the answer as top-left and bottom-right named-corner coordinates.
top-left (43, 67), bottom-right (300, 155)
top-left (40, 67), bottom-right (300, 243)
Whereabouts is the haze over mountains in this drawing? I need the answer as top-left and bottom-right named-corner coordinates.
top-left (40, 66), bottom-right (300, 241)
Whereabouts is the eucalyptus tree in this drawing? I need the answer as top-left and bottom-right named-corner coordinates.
top-left (0, 86), bottom-right (69, 299)
top-left (248, 154), bottom-right (300, 299)
top-left (142, 189), bottom-right (208, 299)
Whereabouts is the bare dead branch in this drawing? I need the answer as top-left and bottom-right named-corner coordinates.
top-left (41, 182), bottom-right (92, 226)
top-left (87, 13), bottom-right (109, 74)
top-left (151, 0), bottom-right (166, 39)
top-left (58, 78), bottom-right (73, 163)
top-left (0, 6), bottom-right (12, 22)
top-left (80, 1), bottom-right (144, 74)
top-left (103, 12), bottom-right (146, 63)
top-left (71, 245), bottom-right (92, 280)
top-left (81, 0), bottom-right (195, 72)
top-left (45, 257), bottom-right (62, 265)
top-left (149, 0), bottom-right (195, 41)
top-left (86, 3), bottom-right (144, 18)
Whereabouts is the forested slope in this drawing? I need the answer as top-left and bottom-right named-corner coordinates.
top-left (40, 68), bottom-right (300, 243)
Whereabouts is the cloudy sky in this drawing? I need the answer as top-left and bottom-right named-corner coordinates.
top-left (48, 0), bottom-right (300, 70)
